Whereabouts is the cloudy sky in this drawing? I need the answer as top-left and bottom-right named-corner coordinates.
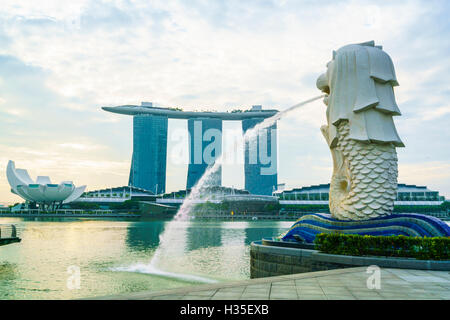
top-left (0, 0), bottom-right (449, 205)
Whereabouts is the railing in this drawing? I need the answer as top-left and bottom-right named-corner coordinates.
top-left (0, 224), bottom-right (18, 239)
top-left (0, 209), bottom-right (138, 216)
top-left (186, 211), bottom-right (288, 220)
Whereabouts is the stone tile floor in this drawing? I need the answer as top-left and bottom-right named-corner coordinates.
top-left (93, 267), bottom-right (450, 300)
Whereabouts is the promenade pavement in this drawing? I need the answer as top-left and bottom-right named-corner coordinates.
top-left (92, 267), bottom-right (450, 300)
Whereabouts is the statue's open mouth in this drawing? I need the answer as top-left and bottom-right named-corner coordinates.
top-left (316, 73), bottom-right (330, 99)
top-left (319, 86), bottom-right (330, 105)
top-left (321, 87), bottom-right (330, 95)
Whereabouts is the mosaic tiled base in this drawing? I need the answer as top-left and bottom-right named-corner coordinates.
top-left (281, 213), bottom-right (450, 243)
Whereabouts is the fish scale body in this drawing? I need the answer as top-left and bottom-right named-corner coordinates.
top-left (329, 121), bottom-right (398, 220)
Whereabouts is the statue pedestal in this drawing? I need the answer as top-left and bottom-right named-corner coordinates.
top-left (281, 213), bottom-right (450, 243)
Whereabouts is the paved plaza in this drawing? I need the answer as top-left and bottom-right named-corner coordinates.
top-left (95, 267), bottom-right (450, 300)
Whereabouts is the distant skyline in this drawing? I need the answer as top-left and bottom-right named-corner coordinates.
top-left (1, 0), bottom-right (449, 204)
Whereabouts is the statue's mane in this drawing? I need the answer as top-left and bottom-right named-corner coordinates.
top-left (328, 41), bottom-right (401, 123)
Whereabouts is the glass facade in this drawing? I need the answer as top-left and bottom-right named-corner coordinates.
top-left (186, 117), bottom-right (222, 189)
top-left (128, 114), bottom-right (168, 194)
top-left (242, 118), bottom-right (277, 195)
top-left (397, 191), bottom-right (439, 201)
top-left (276, 184), bottom-right (443, 202)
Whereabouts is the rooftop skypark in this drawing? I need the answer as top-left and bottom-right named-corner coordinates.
top-left (103, 102), bottom-right (279, 195)
top-left (102, 102), bottom-right (279, 120)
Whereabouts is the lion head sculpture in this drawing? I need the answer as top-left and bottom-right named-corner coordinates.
top-left (317, 40), bottom-right (404, 149)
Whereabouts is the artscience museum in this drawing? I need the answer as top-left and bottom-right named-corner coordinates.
top-left (6, 160), bottom-right (86, 209)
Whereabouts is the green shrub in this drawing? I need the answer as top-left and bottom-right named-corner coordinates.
top-left (109, 200), bottom-right (139, 210)
top-left (264, 203), bottom-right (281, 211)
top-left (314, 233), bottom-right (450, 260)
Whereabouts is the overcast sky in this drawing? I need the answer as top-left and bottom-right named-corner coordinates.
top-left (0, 0), bottom-right (449, 205)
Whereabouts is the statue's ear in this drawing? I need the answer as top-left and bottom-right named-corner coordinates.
top-left (357, 40), bottom-right (375, 47)
top-left (353, 48), bottom-right (379, 113)
top-left (367, 47), bottom-right (399, 86)
top-left (367, 46), bottom-right (401, 115)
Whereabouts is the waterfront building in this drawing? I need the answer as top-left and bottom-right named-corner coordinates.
top-left (157, 186), bottom-right (279, 215)
top-left (129, 108), bottom-right (168, 194)
top-left (75, 185), bottom-right (259, 211)
top-left (158, 186), bottom-right (250, 204)
top-left (186, 117), bottom-right (222, 189)
top-left (242, 107), bottom-right (278, 195)
top-left (6, 160), bottom-right (86, 209)
top-left (103, 102), bottom-right (279, 194)
top-left (274, 183), bottom-right (445, 205)
top-left (76, 186), bottom-right (156, 204)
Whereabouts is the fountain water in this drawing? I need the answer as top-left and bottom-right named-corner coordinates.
top-left (175, 94), bottom-right (326, 221)
top-left (113, 94), bottom-right (325, 282)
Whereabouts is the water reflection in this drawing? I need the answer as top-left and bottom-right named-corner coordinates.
top-left (0, 263), bottom-right (17, 281)
top-left (0, 217), bottom-right (292, 299)
top-left (244, 222), bottom-right (283, 245)
top-left (186, 222), bottom-right (223, 251)
top-left (125, 221), bottom-right (165, 250)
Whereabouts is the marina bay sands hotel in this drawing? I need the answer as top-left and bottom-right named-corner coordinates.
top-left (103, 102), bottom-right (278, 195)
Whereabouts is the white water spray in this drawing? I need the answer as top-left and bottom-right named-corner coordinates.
top-left (111, 263), bottom-right (218, 283)
top-left (174, 94), bottom-right (326, 220)
top-left (114, 94), bottom-right (325, 282)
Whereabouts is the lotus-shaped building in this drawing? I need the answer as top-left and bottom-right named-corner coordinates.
top-left (6, 160), bottom-right (86, 207)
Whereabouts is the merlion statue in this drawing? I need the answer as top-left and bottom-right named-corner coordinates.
top-left (316, 41), bottom-right (404, 221)
top-left (278, 41), bottom-right (450, 243)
